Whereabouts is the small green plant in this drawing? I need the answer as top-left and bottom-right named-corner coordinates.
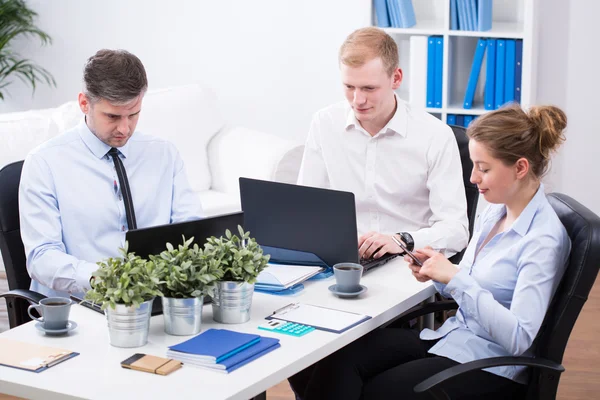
top-left (85, 243), bottom-right (162, 310)
top-left (151, 236), bottom-right (223, 298)
top-left (203, 225), bottom-right (270, 283)
top-left (0, 0), bottom-right (56, 100)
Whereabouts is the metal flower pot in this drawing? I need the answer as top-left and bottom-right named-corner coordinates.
top-left (212, 281), bottom-right (254, 324)
top-left (105, 299), bottom-right (153, 348)
top-left (162, 297), bottom-right (203, 336)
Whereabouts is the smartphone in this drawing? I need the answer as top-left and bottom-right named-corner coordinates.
top-left (391, 236), bottom-right (423, 267)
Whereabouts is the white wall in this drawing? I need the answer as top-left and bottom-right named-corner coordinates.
top-left (0, 0), bottom-right (370, 142)
top-left (537, 0), bottom-right (600, 215)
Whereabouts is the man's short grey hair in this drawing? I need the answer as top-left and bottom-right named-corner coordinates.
top-left (83, 49), bottom-right (148, 105)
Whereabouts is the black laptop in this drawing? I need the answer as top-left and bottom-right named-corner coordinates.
top-left (239, 178), bottom-right (397, 271)
top-left (122, 211), bottom-right (244, 316)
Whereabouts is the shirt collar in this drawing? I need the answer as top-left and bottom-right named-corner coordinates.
top-left (78, 118), bottom-right (131, 159)
top-left (510, 183), bottom-right (546, 237)
top-left (344, 93), bottom-right (408, 138)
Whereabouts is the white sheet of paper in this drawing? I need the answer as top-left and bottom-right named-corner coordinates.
top-left (272, 303), bottom-right (369, 332)
top-left (257, 264), bottom-right (323, 288)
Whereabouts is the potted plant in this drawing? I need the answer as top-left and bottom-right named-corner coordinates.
top-left (151, 236), bottom-right (222, 335)
top-left (0, 0), bottom-right (56, 100)
top-left (85, 244), bottom-right (162, 348)
top-left (203, 226), bottom-right (270, 324)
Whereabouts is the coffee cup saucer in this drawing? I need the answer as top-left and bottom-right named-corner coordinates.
top-left (35, 321), bottom-right (78, 336)
top-left (328, 284), bottom-right (367, 298)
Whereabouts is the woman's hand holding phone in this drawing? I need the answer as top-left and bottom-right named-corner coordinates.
top-left (411, 248), bottom-right (459, 284)
top-left (405, 247), bottom-right (432, 282)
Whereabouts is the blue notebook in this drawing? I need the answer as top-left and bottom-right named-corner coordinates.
top-left (374, 0), bottom-right (390, 28)
top-left (504, 39), bottom-right (516, 103)
top-left (434, 37), bottom-right (444, 108)
top-left (177, 337), bottom-right (280, 373)
top-left (514, 39), bottom-right (523, 103)
top-left (463, 38), bottom-right (487, 109)
top-left (477, 0), bottom-right (493, 31)
top-left (450, 0), bottom-right (458, 30)
top-left (168, 329), bottom-right (260, 363)
top-left (484, 39), bottom-right (496, 110)
top-left (494, 39), bottom-right (506, 109)
top-left (426, 36), bottom-right (436, 107)
top-left (398, 0), bottom-right (416, 28)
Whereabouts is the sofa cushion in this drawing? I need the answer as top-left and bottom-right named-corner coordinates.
top-left (0, 109), bottom-right (59, 168)
top-left (136, 84), bottom-right (225, 192)
top-left (198, 190), bottom-right (241, 218)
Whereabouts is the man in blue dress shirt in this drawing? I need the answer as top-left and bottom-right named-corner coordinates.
top-left (19, 49), bottom-right (203, 299)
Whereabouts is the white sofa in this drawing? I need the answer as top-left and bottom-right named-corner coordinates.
top-left (0, 83), bottom-right (305, 270)
top-left (0, 83), bottom-right (304, 215)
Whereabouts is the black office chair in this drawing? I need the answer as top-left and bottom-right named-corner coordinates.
top-left (448, 125), bottom-right (478, 264)
top-left (393, 192), bottom-right (600, 400)
top-left (0, 161), bottom-right (46, 329)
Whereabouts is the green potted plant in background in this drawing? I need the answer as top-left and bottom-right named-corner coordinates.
top-left (0, 0), bottom-right (56, 100)
top-left (151, 236), bottom-right (222, 335)
top-left (85, 244), bottom-right (162, 348)
top-left (203, 226), bottom-right (270, 324)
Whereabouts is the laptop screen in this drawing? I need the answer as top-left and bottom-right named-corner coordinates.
top-left (239, 178), bottom-right (360, 267)
top-left (125, 211), bottom-right (244, 259)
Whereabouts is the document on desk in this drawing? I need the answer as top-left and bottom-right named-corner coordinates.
top-left (267, 303), bottom-right (371, 334)
top-left (256, 264), bottom-right (323, 290)
top-left (0, 338), bottom-right (79, 373)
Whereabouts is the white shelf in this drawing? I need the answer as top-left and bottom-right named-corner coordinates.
top-left (385, 21), bottom-right (525, 39)
top-left (445, 105), bottom-right (489, 115)
top-left (449, 21), bottom-right (525, 39)
top-left (384, 19), bottom-right (445, 36)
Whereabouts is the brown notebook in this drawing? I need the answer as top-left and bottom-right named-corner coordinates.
top-left (121, 353), bottom-right (182, 376)
top-left (0, 337), bottom-right (79, 373)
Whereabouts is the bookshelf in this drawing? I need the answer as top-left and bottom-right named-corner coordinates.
top-left (371, 0), bottom-right (538, 122)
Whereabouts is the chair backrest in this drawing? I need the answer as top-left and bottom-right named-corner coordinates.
top-left (0, 161), bottom-right (33, 325)
top-left (529, 193), bottom-right (600, 398)
top-left (448, 125), bottom-right (478, 240)
top-left (448, 125), bottom-right (478, 264)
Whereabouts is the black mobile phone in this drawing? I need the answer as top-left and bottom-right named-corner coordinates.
top-left (392, 236), bottom-right (423, 267)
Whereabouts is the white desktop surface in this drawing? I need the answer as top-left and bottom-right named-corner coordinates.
top-left (0, 259), bottom-right (434, 400)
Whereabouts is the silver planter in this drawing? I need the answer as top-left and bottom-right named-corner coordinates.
top-left (105, 299), bottom-right (153, 348)
top-left (212, 281), bottom-right (254, 324)
top-left (162, 297), bottom-right (203, 336)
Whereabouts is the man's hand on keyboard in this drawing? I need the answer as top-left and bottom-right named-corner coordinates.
top-left (358, 232), bottom-right (405, 259)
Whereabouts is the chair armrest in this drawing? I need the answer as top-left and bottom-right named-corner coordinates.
top-left (414, 356), bottom-right (564, 395)
top-left (0, 289), bottom-right (46, 304)
top-left (392, 300), bottom-right (458, 327)
top-left (207, 125), bottom-right (303, 196)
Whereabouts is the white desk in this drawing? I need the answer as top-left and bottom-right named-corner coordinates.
top-left (0, 259), bottom-right (434, 400)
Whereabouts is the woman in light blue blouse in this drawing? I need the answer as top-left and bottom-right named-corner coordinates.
top-left (288, 104), bottom-right (571, 399)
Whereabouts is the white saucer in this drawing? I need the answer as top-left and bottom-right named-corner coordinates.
top-left (328, 284), bottom-right (367, 298)
top-left (35, 321), bottom-right (78, 335)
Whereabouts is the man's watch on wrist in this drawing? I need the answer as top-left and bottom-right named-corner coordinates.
top-left (396, 232), bottom-right (415, 253)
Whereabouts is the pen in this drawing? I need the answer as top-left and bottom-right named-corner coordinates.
top-left (272, 303), bottom-right (297, 315)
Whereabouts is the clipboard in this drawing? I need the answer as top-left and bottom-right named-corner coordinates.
top-left (266, 303), bottom-right (371, 334)
top-left (0, 337), bottom-right (79, 373)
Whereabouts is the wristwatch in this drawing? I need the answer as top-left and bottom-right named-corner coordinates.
top-left (396, 232), bottom-right (415, 252)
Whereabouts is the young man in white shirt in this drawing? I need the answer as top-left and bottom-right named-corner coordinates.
top-left (297, 27), bottom-right (469, 259)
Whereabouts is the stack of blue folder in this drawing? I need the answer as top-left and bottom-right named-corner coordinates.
top-left (462, 38), bottom-right (523, 111)
top-left (374, 0), bottom-right (416, 28)
top-left (166, 329), bottom-right (280, 373)
top-left (450, 0), bottom-right (492, 32)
